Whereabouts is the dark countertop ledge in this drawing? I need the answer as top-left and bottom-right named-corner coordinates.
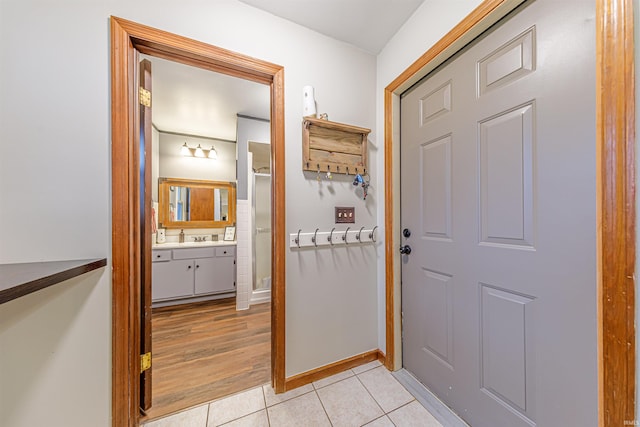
top-left (0, 258), bottom-right (107, 305)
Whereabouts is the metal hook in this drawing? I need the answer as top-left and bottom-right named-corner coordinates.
top-left (312, 228), bottom-right (319, 247)
top-left (328, 227), bottom-right (335, 245)
top-left (369, 225), bottom-right (378, 242)
top-left (357, 226), bottom-right (365, 241)
top-left (296, 229), bottom-right (302, 248)
top-left (343, 226), bottom-right (351, 244)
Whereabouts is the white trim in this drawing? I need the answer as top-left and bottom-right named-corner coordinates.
top-left (393, 369), bottom-right (469, 427)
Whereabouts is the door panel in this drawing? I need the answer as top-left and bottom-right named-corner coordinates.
top-left (400, 1), bottom-right (596, 426)
top-left (479, 103), bottom-right (534, 247)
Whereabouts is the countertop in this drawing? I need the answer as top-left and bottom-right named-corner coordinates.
top-left (0, 258), bottom-right (107, 304)
top-left (152, 240), bottom-right (237, 249)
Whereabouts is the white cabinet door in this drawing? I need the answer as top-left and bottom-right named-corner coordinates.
top-left (152, 259), bottom-right (194, 300)
top-left (194, 256), bottom-right (235, 295)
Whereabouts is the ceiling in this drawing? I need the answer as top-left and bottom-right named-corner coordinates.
top-left (238, 0), bottom-right (425, 54)
top-left (144, 55), bottom-right (270, 142)
top-left (147, 0), bottom-right (424, 140)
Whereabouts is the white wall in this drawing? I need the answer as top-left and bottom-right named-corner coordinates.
top-left (374, 0), bottom-right (484, 353)
top-left (0, 1), bottom-right (377, 425)
top-left (158, 132), bottom-right (236, 182)
top-left (152, 126), bottom-right (160, 202)
top-left (236, 116), bottom-right (270, 200)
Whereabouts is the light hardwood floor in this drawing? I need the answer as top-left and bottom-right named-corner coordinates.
top-left (141, 298), bottom-right (271, 421)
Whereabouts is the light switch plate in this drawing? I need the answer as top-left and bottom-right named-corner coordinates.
top-left (335, 207), bottom-right (355, 223)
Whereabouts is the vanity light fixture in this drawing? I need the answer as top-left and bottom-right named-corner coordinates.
top-left (180, 142), bottom-right (218, 160)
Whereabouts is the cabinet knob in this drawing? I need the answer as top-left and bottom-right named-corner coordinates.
top-left (187, 265), bottom-right (192, 269)
top-left (196, 264), bottom-right (200, 269)
top-left (223, 251), bottom-right (227, 254)
top-left (156, 254), bottom-right (161, 258)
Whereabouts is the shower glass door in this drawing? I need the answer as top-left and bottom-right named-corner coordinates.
top-left (253, 173), bottom-right (271, 291)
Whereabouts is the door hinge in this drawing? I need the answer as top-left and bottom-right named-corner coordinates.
top-left (140, 352), bottom-right (152, 373)
top-left (139, 87), bottom-right (151, 107)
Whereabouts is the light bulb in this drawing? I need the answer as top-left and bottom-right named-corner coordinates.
top-left (194, 144), bottom-right (205, 158)
top-left (181, 143), bottom-right (191, 156)
top-left (208, 146), bottom-right (218, 159)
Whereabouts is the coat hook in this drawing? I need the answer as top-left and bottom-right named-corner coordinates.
top-left (296, 229), bottom-right (302, 248)
top-left (312, 228), bottom-right (319, 247)
top-left (369, 225), bottom-right (378, 242)
top-left (357, 226), bottom-right (365, 241)
top-left (343, 226), bottom-right (351, 244)
top-left (328, 227), bottom-right (336, 245)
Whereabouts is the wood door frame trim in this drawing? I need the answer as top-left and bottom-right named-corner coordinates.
top-left (110, 16), bottom-right (286, 426)
top-left (383, 0), bottom-right (636, 424)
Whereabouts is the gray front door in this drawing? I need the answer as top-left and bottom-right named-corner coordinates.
top-left (400, 1), bottom-right (597, 425)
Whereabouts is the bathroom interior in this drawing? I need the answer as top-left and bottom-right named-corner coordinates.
top-left (143, 54), bottom-right (273, 420)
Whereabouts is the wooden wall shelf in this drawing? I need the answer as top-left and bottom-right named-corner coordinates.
top-left (0, 258), bottom-right (107, 304)
top-left (302, 118), bottom-right (370, 175)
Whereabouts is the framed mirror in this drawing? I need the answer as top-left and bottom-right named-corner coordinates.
top-left (158, 178), bottom-right (236, 229)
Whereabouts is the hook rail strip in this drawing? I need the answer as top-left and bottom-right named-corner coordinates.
top-left (289, 226), bottom-right (378, 249)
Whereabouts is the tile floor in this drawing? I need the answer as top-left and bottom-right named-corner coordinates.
top-left (143, 360), bottom-right (443, 427)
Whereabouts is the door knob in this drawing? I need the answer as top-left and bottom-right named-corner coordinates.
top-left (399, 245), bottom-right (412, 255)
top-left (403, 228), bottom-right (411, 238)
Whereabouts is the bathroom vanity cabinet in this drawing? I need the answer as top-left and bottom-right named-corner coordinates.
top-left (151, 244), bottom-right (236, 306)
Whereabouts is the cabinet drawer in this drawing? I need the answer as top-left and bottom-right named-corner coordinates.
top-left (152, 250), bottom-right (171, 262)
top-left (216, 246), bottom-right (235, 257)
top-left (172, 247), bottom-right (216, 260)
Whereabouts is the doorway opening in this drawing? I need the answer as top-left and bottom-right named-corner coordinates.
top-left (110, 17), bottom-right (286, 427)
top-left (139, 54), bottom-right (273, 421)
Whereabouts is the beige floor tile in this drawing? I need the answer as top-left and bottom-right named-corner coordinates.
top-left (313, 369), bottom-right (355, 389)
top-left (267, 392), bottom-right (331, 426)
top-left (351, 360), bottom-right (382, 375)
top-left (220, 409), bottom-right (269, 427)
top-left (144, 404), bottom-right (208, 427)
top-left (263, 383), bottom-right (314, 407)
top-left (358, 366), bottom-right (414, 412)
top-left (316, 376), bottom-right (384, 427)
top-left (363, 415), bottom-right (395, 426)
top-left (387, 401), bottom-right (443, 427)
top-left (207, 387), bottom-right (265, 426)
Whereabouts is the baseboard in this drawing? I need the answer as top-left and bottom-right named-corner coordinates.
top-left (284, 349), bottom-right (384, 392)
top-left (250, 288), bottom-right (271, 305)
top-left (392, 369), bottom-right (469, 427)
top-left (151, 292), bottom-right (236, 308)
